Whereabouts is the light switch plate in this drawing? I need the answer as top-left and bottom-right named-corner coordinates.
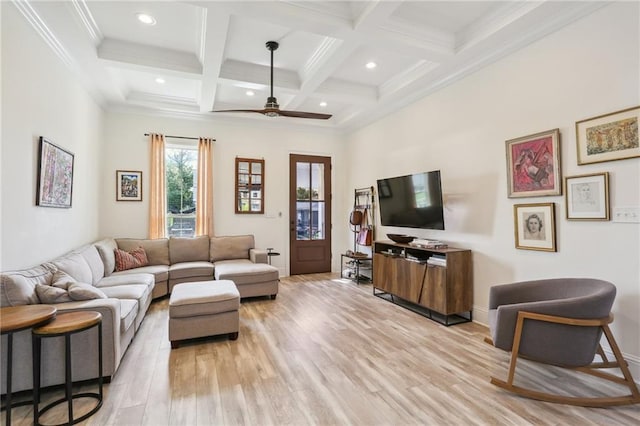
top-left (612, 207), bottom-right (640, 223)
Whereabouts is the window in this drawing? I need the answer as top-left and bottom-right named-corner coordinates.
top-left (166, 146), bottom-right (197, 237)
top-left (235, 158), bottom-right (264, 214)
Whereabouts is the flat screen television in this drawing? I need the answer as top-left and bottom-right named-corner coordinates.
top-left (377, 170), bottom-right (445, 230)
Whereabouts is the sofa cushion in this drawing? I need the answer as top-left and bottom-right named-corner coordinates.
top-left (96, 272), bottom-right (156, 289)
top-left (51, 253), bottom-right (93, 285)
top-left (169, 261), bottom-right (214, 280)
top-left (100, 284), bottom-right (150, 301)
top-left (1, 266), bottom-right (53, 307)
top-left (214, 260), bottom-right (279, 285)
top-left (120, 299), bottom-right (139, 332)
top-left (35, 284), bottom-right (72, 303)
top-left (76, 245), bottom-right (105, 285)
top-left (109, 267), bottom-right (168, 285)
top-left (209, 235), bottom-right (254, 262)
top-left (170, 236), bottom-right (210, 264)
top-left (94, 238), bottom-right (118, 277)
top-left (116, 238), bottom-right (169, 266)
top-left (68, 283), bottom-right (108, 300)
top-left (115, 247), bottom-right (149, 272)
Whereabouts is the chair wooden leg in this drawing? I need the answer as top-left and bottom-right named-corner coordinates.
top-left (490, 312), bottom-right (640, 407)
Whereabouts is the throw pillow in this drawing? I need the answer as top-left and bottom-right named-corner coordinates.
top-left (51, 270), bottom-right (76, 289)
top-left (114, 246), bottom-right (149, 271)
top-left (68, 283), bottom-right (107, 301)
top-left (35, 284), bottom-right (72, 304)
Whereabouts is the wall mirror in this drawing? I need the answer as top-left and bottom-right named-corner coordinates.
top-left (235, 157), bottom-right (264, 214)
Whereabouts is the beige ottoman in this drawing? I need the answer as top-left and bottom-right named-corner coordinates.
top-left (214, 261), bottom-right (279, 299)
top-left (169, 280), bottom-right (240, 348)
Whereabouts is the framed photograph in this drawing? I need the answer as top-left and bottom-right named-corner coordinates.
top-left (116, 170), bottom-right (142, 201)
top-left (378, 179), bottom-right (392, 198)
top-left (565, 172), bottom-right (609, 220)
top-left (576, 106), bottom-right (639, 165)
top-left (36, 137), bottom-right (74, 208)
top-left (514, 203), bottom-right (556, 252)
top-left (506, 129), bottom-right (561, 198)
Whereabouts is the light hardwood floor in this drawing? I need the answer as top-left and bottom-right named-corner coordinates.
top-left (7, 274), bottom-right (640, 425)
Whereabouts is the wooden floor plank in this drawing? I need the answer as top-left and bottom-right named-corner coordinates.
top-left (7, 273), bottom-right (639, 425)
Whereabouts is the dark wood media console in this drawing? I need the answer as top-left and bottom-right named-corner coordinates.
top-left (373, 240), bottom-right (472, 325)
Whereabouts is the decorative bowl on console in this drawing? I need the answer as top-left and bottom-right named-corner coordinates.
top-left (386, 234), bottom-right (415, 244)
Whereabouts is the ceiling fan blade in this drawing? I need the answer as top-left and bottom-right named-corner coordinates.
top-left (211, 109), bottom-right (267, 114)
top-left (279, 110), bottom-right (332, 120)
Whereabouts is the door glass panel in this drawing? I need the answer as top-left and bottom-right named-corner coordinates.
top-left (311, 201), bottom-right (325, 239)
top-left (296, 201), bottom-right (311, 240)
top-left (296, 162), bottom-right (311, 200)
top-left (311, 163), bottom-right (324, 200)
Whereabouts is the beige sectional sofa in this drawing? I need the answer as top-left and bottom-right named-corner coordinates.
top-left (1, 234), bottom-right (278, 394)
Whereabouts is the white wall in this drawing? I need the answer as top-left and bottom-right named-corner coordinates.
top-left (100, 112), bottom-right (346, 276)
top-left (0, 3), bottom-right (104, 270)
top-left (345, 2), bottom-right (640, 374)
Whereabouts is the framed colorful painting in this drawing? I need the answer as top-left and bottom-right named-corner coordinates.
top-left (36, 137), bottom-right (74, 208)
top-left (514, 202), bottom-right (556, 252)
top-left (576, 106), bottom-right (640, 165)
top-left (116, 170), bottom-right (142, 201)
top-left (506, 129), bottom-right (561, 198)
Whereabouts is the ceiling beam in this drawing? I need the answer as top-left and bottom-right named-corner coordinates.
top-left (198, 7), bottom-right (230, 112)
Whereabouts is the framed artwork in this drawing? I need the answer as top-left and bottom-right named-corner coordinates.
top-left (576, 106), bottom-right (640, 165)
top-left (116, 170), bottom-right (142, 201)
top-left (565, 172), bottom-right (609, 220)
top-left (36, 137), bottom-right (74, 208)
top-left (506, 129), bottom-right (561, 198)
top-left (235, 158), bottom-right (264, 214)
top-left (378, 179), bottom-right (392, 198)
top-left (514, 202), bottom-right (556, 252)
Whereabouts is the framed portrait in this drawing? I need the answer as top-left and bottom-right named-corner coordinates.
top-left (576, 106), bottom-right (640, 165)
top-left (36, 137), bottom-right (74, 208)
top-left (514, 203), bottom-right (556, 252)
top-left (565, 172), bottom-right (609, 220)
top-left (116, 170), bottom-right (142, 201)
top-left (506, 129), bottom-right (561, 198)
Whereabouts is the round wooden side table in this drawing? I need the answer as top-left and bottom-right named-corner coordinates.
top-left (1, 305), bottom-right (57, 426)
top-left (32, 311), bottom-right (103, 426)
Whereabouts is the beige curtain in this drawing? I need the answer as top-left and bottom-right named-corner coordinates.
top-left (196, 137), bottom-right (214, 236)
top-left (149, 133), bottom-right (166, 239)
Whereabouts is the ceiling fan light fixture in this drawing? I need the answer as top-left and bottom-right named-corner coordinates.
top-left (136, 13), bottom-right (156, 25)
top-left (366, 61), bottom-right (377, 69)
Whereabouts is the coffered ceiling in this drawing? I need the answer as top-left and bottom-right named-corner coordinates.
top-left (13, 1), bottom-right (607, 131)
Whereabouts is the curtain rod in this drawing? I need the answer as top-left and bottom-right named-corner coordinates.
top-left (144, 133), bottom-right (216, 141)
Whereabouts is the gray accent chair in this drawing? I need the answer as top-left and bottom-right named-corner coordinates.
top-left (487, 278), bottom-right (640, 406)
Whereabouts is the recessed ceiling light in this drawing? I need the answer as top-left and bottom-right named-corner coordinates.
top-left (366, 62), bottom-right (377, 69)
top-left (136, 13), bottom-right (156, 26)
top-left (246, 90), bottom-right (255, 96)
top-left (155, 77), bottom-right (165, 84)
top-left (319, 101), bottom-right (327, 107)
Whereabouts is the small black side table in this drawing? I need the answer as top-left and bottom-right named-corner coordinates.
top-left (266, 248), bottom-right (280, 265)
top-left (1, 305), bottom-right (57, 426)
top-left (32, 311), bottom-right (103, 426)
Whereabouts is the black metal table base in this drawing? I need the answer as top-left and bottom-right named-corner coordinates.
top-left (33, 321), bottom-right (103, 426)
top-left (373, 288), bottom-right (472, 326)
